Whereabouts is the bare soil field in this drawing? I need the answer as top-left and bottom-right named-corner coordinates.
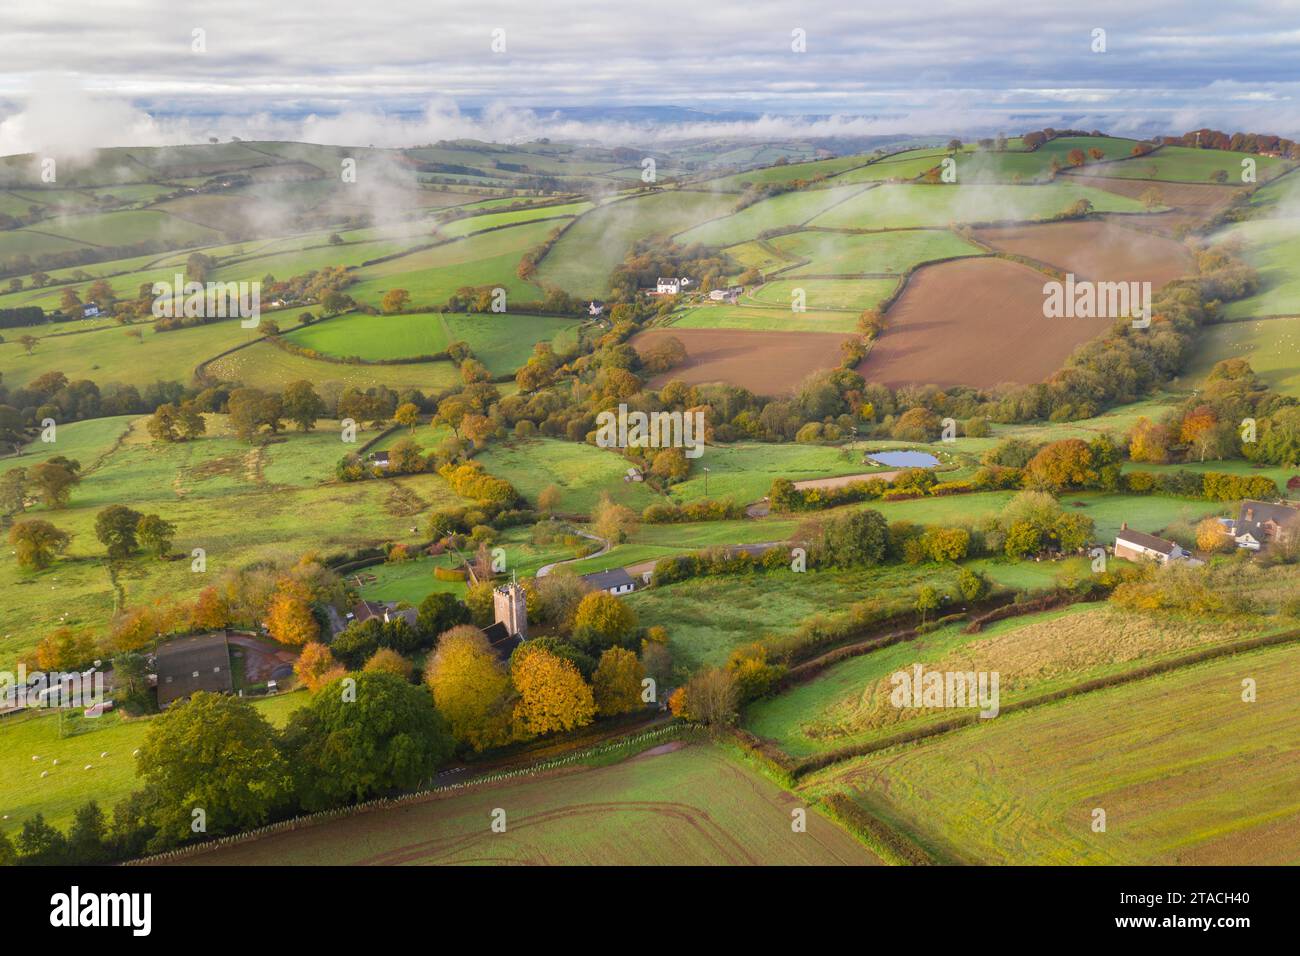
top-left (1070, 176), bottom-right (1240, 234)
top-left (856, 257), bottom-right (1112, 388)
top-left (634, 328), bottom-right (854, 395)
top-left (974, 220), bottom-right (1193, 288)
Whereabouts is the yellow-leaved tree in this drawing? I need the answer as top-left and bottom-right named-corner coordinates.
top-left (510, 645), bottom-right (596, 738)
top-left (265, 578), bottom-right (319, 646)
top-left (592, 647), bottom-right (644, 717)
top-left (424, 625), bottom-right (513, 750)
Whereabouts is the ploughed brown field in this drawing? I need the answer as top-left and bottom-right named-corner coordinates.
top-left (1069, 176), bottom-right (1240, 235)
top-left (855, 257), bottom-right (1112, 388)
top-left (633, 327), bottom-right (855, 395)
top-left (974, 220), bottom-right (1193, 288)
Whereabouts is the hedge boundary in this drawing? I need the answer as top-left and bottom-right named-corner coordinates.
top-left (125, 722), bottom-right (699, 865)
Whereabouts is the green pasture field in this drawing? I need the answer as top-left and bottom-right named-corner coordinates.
top-left (750, 278), bottom-right (898, 312)
top-left (701, 154), bottom-right (877, 191)
top-left (0, 315), bottom-right (273, 391)
top-left (203, 338), bottom-right (461, 392)
top-left (720, 239), bottom-right (797, 275)
top-left (675, 184), bottom-right (868, 247)
top-left (1076, 145), bottom-right (1293, 184)
top-left (352, 528), bottom-right (583, 605)
top-left (0, 692), bottom-right (307, 837)
top-left (283, 311), bottom-right (581, 376)
top-left (829, 150), bottom-right (947, 184)
top-left (960, 136), bottom-right (1145, 183)
top-left (345, 219), bottom-right (554, 309)
top-left (0, 415), bottom-right (135, 478)
top-left (436, 201), bottom-right (591, 238)
top-left (1245, 170), bottom-right (1300, 210)
top-left (1214, 218), bottom-right (1300, 319)
top-left (84, 184), bottom-right (177, 204)
top-left (0, 415), bottom-right (465, 666)
top-left (208, 237), bottom-right (429, 285)
top-left (809, 182), bottom-right (1147, 229)
top-left (625, 558), bottom-right (1075, 669)
top-left (37, 209), bottom-right (224, 247)
top-left (176, 741), bottom-right (880, 865)
top-left (801, 641), bottom-right (1300, 864)
top-left (1186, 315), bottom-right (1300, 398)
top-left (0, 234), bottom-right (410, 313)
top-left (769, 228), bottom-right (984, 275)
top-left (666, 441), bottom-right (875, 505)
top-left (0, 229), bottom-right (94, 265)
top-left (534, 190), bottom-right (736, 296)
top-left (668, 301), bottom-right (862, 332)
top-left (745, 601), bottom-right (1272, 757)
top-left (1119, 458), bottom-right (1298, 495)
top-left (475, 437), bottom-right (663, 514)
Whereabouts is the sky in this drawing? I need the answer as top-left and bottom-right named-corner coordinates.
top-left (1, 0), bottom-right (1299, 154)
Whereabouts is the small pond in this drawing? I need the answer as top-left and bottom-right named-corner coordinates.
top-left (867, 450), bottom-right (940, 468)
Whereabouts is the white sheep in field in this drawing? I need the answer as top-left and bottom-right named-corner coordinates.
top-left (83, 765), bottom-right (93, 771)
top-left (100, 752), bottom-right (109, 759)
top-left (40, 771), bottom-right (49, 778)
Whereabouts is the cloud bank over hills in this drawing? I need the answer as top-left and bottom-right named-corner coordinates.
top-left (2, 0), bottom-right (1298, 155)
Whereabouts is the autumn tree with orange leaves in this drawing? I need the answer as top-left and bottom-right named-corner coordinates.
top-left (294, 642), bottom-right (345, 693)
top-left (265, 578), bottom-right (319, 646)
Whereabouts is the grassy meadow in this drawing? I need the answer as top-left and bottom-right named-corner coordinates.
top-left (801, 642), bottom-right (1300, 864)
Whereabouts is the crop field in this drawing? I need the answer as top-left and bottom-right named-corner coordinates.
top-left (675, 184), bottom-right (868, 247)
top-left (283, 311), bottom-right (580, 375)
top-left (1214, 218), bottom-right (1300, 318)
top-left (856, 257), bottom-right (1110, 388)
top-left (0, 692), bottom-right (306, 837)
top-left (973, 220), bottom-right (1193, 288)
top-left (534, 190), bottom-right (736, 296)
top-left (176, 742), bottom-right (880, 866)
top-left (751, 278), bottom-right (897, 312)
top-left (345, 219), bottom-right (555, 309)
top-left (1186, 315), bottom-right (1300, 398)
top-left (745, 604), bottom-right (1269, 757)
top-left (802, 642), bottom-right (1300, 864)
top-left (475, 437), bottom-right (663, 514)
top-left (1070, 145), bottom-right (1294, 184)
top-left (809, 182), bottom-right (1147, 230)
top-left (0, 415), bottom-right (464, 664)
top-left (634, 327), bottom-right (854, 395)
top-left (772, 228), bottom-right (984, 276)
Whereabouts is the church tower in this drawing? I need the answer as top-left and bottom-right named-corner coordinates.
top-left (493, 578), bottom-right (528, 640)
